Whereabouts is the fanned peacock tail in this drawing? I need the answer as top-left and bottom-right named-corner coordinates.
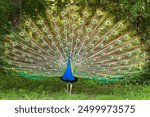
top-left (1, 5), bottom-right (148, 81)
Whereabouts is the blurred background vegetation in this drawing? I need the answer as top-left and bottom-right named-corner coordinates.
top-left (0, 0), bottom-right (150, 99)
top-left (0, 0), bottom-right (150, 38)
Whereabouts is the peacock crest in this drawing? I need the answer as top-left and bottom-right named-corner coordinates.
top-left (1, 4), bottom-right (147, 83)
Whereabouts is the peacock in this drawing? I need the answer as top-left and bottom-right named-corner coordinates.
top-left (1, 4), bottom-right (147, 94)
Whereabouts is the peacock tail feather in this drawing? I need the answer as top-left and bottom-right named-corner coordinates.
top-left (1, 5), bottom-right (148, 82)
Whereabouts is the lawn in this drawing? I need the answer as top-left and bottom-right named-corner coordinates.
top-left (0, 72), bottom-right (150, 100)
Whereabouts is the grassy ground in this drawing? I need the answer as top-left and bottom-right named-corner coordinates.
top-left (0, 72), bottom-right (150, 100)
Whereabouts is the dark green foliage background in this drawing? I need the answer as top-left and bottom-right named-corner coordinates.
top-left (0, 0), bottom-right (150, 37)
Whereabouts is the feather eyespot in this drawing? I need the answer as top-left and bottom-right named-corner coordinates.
top-left (61, 12), bottom-right (65, 15)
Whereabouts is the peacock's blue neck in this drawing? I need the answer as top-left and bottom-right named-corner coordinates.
top-left (61, 56), bottom-right (76, 82)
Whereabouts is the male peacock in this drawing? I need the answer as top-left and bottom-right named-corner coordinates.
top-left (1, 5), bottom-right (147, 94)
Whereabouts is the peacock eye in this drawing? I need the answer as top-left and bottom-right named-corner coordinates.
top-left (9, 34), bottom-right (14, 38)
top-left (134, 56), bottom-right (138, 59)
top-left (52, 18), bottom-right (56, 22)
top-left (76, 39), bottom-right (80, 42)
top-left (90, 44), bottom-right (94, 48)
top-left (25, 38), bottom-right (30, 41)
top-left (28, 54), bottom-right (31, 57)
top-left (93, 19), bottom-right (97, 24)
top-left (127, 52), bottom-right (132, 56)
top-left (117, 69), bottom-right (121, 72)
top-left (64, 20), bottom-right (68, 24)
top-left (13, 57), bottom-right (18, 60)
top-left (95, 36), bottom-right (98, 40)
top-left (57, 36), bottom-right (61, 40)
top-left (87, 28), bottom-right (91, 32)
top-left (38, 20), bottom-right (43, 24)
top-left (12, 42), bottom-right (18, 47)
top-left (99, 28), bottom-right (103, 32)
top-left (98, 11), bottom-right (101, 14)
top-left (52, 42), bottom-right (55, 46)
top-left (22, 54), bottom-right (25, 57)
top-left (124, 61), bottom-right (128, 64)
top-left (141, 53), bottom-right (146, 57)
top-left (59, 43), bottom-right (63, 47)
top-left (43, 28), bottom-right (48, 32)
top-left (74, 47), bottom-right (77, 51)
top-left (38, 49), bottom-right (42, 53)
top-left (119, 23), bottom-right (123, 27)
top-left (20, 32), bottom-right (25, 36)
top-left (134, 39), bottom-right (139, 43)
top-left (136, 49), bottom-right (141, 54)
top-left (48, 10), bottom-right (52, 13)
top-left (116, 40), bottom-right (121, 44)
top-left (109, 45), bottom-right (113, 49)
top-left (117, 57), bottom-right (121, 60)
top-left (30, 59), bottom-right (34, 62)
top-left (112, 30), bottom-right (116, 35)
top-left (110, 56), bottom-right (114, 59)
top-left (22, 46), bottom-right (27, 50)
top-left (90, 49), bottom-right (94, 53)
top-left (127, 44), bottom-right (132, 48)
top-left (99, 44), bottom-right (104, 48)
top-left (12, 49), bottom-right (17, 52)
top-left (32, 28), bottom-right (36, 32)
top-left (72, 24), bottom-right (76, 28)
top-left (61, 12), bottom-right (65, 15)
top-left (64, 30), bottom-right (68, 34)
top-left (65, 47), bottom-right (68, 51)
top-left (97, 10), bottom-right (102, 15)
top-left (106, 21), bottom-right (111, 25)
top-left (19, 65), bottom-right (22, 68)
top-left (73, 15), bottom-right (76, 18)
top-left (104, 36), bottom-right (108, 40)
top-left (5, 43), bottom-right (10, 47)
top-left (39, 35), bottom-right (43, 38)
top-left (48, 35), bottom-right (52, 38)
top-left (26, 21), bottom-right (30, 25)
top-left (84, 12), bottom-right (88, 16)
top-left (124, 35), bottom-right (129, 40)
top-left (78, 30), bottom-right (82, 34)
top-left (70, 34), bottom-right (74, 38)
top-left (79, 20), bottom-right (83, 24)
top-left (83, 46), bottom-right (87, 49)
top-left (55, 28), bottom-right (59, 31)
top-left (74, 6), bottom-right (78, 10)
top-left (85, 36), bottom-right (89, 40)
top-left (32, 43), bottom-right (36, 47)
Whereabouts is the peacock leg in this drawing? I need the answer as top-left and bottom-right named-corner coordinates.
top-left (66, 83), bottom-right (69, 94)
top-left (69, 83), bottom-right (72, 95)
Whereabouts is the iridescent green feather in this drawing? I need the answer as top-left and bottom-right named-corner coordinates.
top-left (1, 4), bottom-right (148, 82)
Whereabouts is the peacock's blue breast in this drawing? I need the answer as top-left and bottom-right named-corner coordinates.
top-left (61, 57), bottom-right (77, 83)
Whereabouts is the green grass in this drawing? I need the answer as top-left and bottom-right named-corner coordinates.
top-left (0, 72), bottom-right (150, 100)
